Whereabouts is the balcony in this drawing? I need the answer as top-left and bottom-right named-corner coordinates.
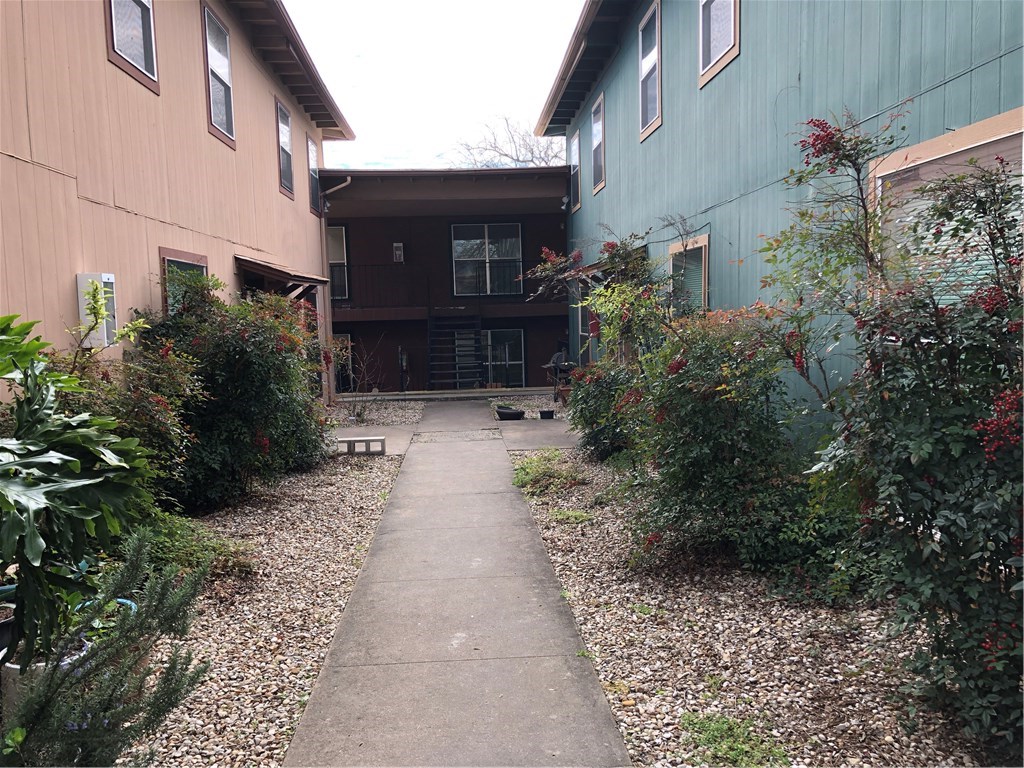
top-left (330, 263), bottom-right (566, 323)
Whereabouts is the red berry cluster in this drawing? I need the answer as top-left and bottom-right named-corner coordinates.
top-left (798, 118), bottom-right (842, 173)
top-left (1007, 319), bottom-right (1023, 336)
top-left (322, 349), bottom-right (333, 367)
top-left (614, 387), bottom-right (643, 412)
top-left (980, 622), bottom-right (1020, 672)
top-left (973, 388), bottom-right (1023, 462)
top-left (253, 429), bottom-right (270, 455)
top-left (654, 407), bottom-right (667, 424)
top-left (159, 342), bottom-right (173, 359)
top-left (643, 531), bottom-right (663, 552)
top-left (967, 285), bottom-right (1009, 315)
top-left (784, 330), bottom-right (808, 374)
top-left (600, 241), bottom-right (618, 256)
top-left (667, 357), bottom-right (688, 375)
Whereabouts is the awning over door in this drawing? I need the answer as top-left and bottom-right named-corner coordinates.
top-left (234, 255), bottom-right (328, 301)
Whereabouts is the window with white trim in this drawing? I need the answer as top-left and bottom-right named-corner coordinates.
top-left (483, 329), bottom-right (525, 388)
top-left (107, 0), bottom-right (158, 89)
top-left (308, 136), bottom-right (321, 214)
top-left (204, 6), bottom-right (233, 140)
top-left (639, 1), bottom-right (661, 139)
top-left (76, 273), bottom-right (117, 348)
top-left (277, 100), bottom-right (293, 196)
top-left (327, 226), bottom-right (348, 302)
top-left (569, 131), bottom-right (581, 212)
top-left (592, 94), bottom-right (606, 193)
top-left (452, 224), bottom-right (523, 296)
top-left (698, 0), bottom-right (740, 88)
top-left (670, 236), bottom-right (709, 314)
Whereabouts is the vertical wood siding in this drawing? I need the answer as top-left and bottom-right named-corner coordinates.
top-left (1, 0), bottom-right (329, 346)
top-left (564, 0), bottom-right (1022, 319)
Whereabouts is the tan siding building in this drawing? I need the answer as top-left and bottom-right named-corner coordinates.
top-left (1, 0), bottom-right (353, 352)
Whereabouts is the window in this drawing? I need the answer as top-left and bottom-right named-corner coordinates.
top-left (452, 223), bottom-right (522, 296)
top-left (333, 333), bottom-right (355, 393)
top-left (670, 235), bottom-right (709, 313)
top-left (698, 0), bottom-right (740, 88)
top-left (872, 110), bottom-right (1021, 301)
top-left (276, 99), bottom-right (293, 197)
top-left (483, 329), bottom-right (525, 388)
top-left (76, 273), bottom-right (117, 348)
top-left (575, 282), bottom-right (594, 366)
top-left (105, 0), bottom-right (159, 93)
top-left (592, 94), bottom-right (606, 193)
top-left (203, 5), bottom-right (234, 145)
top-left (569, 131), bottom-right (581, 212)
top-left (158, 247), bottom-right (208, 314)
top-left (308, 136), bottom-right (321, 215)
top-left (639, 1), bottom-right (661, 140)
top-left (327, 226), bottom-right (348, 303)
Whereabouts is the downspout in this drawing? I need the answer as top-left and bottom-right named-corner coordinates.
top-left (320, 176), bottom-right (352, 404)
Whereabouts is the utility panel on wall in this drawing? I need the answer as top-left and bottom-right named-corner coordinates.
top-left (76, 273), bottom-right (116, 348)
top-left (393, 243), bottom-right (404, 263)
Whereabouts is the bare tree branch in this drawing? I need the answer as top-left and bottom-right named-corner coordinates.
top-left (453, 116), bottom-right (565, 168)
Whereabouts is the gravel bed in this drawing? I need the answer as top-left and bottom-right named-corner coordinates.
top-left (488, 394), bottom-right (567, 419)
top-left (130, 454), bottom-right (401, 767)
top-left (328, 398), bottom-right (423, 426)
top-left (511, 448), bottom-right (980, 768)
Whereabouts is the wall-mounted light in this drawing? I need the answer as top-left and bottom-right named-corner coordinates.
top-left (393, 242), bottom-right (405, 263)
top-left (560, 195), bottom-right (569, 212)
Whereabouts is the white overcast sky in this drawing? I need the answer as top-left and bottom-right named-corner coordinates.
top-left (281, 0), bottom-right (586, 169)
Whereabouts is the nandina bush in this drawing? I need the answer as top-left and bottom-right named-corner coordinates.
top-left (143, 271), bottom-right (328, 510)
top-left (815, 158), bottom-right (1023, 755)
top-left (632, 310), bottom-right (814, 563)
top-left (565, 360), bottom-right (637, 460)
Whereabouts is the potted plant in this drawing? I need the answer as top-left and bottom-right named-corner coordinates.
top-left (493, 403), bottom-right (525, 421)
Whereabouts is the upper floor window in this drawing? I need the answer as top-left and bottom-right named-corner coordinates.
top-left (639, 1), bottom-right (661, 140)
top-left (277, 99), bottom-right (293, 198)
top-left (592, 94), bottom-right (606, 193)
top-left (105, 0), bottom-right (159, 94)
top-left (698, 0), bottom-right (740, 88)
top-left (327, 226), bottom-right (348, 303)
top-left (308, 136), bottom-right (321, 215)
top-left (204, 5), bottom-right (234, 145)
top-left (452, 224), bottom-right (522, 296)
top-left (569, 131), bottom-right (581, 212)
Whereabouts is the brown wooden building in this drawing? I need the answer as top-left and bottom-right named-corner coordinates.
top-left (1, 0), bottom-right (352, 356)
top-left (321, 168), bottom-right (571, 392)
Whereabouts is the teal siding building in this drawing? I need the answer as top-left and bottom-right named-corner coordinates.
top-left (536, 0), bottom-right (1023, 363)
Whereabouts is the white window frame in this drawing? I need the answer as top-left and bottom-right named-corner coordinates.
top-left (592, 93), bottom-right (606, 194)
top-left (204, 5), bottom-right (234, 142)
top-left (638, 1), bottom-right (661, 141)
top-left (669, 235), bottom-right (709, 313)
top-left (308, 135), bottom-right (321, 215)
top-left (569, 130), bottom-right (581, 212)
top-left (110, 0), bottom-right (157, 80)
top-left (483, 329), bottom-right (525, 388)
top-left (698, 0), bottom-right (740, 89)
top-left (451, 223), bottom-right (524, 297)
top-left (277, 99), bottom-right (294, 196)
top-left (327, 225), bottom-right (348, 301)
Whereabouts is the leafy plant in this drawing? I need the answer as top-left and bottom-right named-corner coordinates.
top-left (0, 531), bottom-right (208, 767)
top-left (512, 450), bottom-right (586, 496)
top-left (1, 353), bottom-right (151, 668)
top-left (679, 713), bottom-right (788, 767)
top-left (549, 508), bottom-right (592, 525)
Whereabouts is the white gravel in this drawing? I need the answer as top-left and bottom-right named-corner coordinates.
top-left (511, 448), bottom-right (981, 768)
top-left (129, 454), bottom-right (401, 767)
top-left (328, 398), bottom-right (423, 426)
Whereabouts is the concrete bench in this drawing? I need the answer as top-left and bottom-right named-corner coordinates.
top-left (337, 436), bottom-right (386, 455)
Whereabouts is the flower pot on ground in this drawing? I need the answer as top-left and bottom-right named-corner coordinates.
top-left (539, 409), bottom-right (554, 420)
top-left (494, 405), bottom-right (525, 421)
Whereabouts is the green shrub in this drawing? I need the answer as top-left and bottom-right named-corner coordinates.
top-left (140, 508), bottom-right (253, 577)
top-left (1, 334), bottom-right (152, 667)
top-left (0, 531), bottom-right (207, 767)
top-left (142, 270), bottom-right (328, 510)
top-left (678, 713), bottom-right (788, 767)
top-left (566, 361), bottom-right (637, 460)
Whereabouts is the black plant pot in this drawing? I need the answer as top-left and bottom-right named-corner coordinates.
top-left (495, 406), bottom-right (525, 421)
top-left (539, 409), bottom-right (554, 420)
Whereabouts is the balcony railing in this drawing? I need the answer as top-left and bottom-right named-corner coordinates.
top-left (331, 262), bottom-right (561, 311)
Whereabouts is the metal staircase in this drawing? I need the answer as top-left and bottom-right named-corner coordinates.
top-left (428, 316), bottom-right (484, 389)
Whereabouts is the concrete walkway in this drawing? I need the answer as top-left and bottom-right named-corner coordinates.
top-left (285, 401), bottom-right (630, 767)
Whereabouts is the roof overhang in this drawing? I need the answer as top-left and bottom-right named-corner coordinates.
top-left (319, 167), bottom-right (571, 218)
top-left (535, 0), bottom-right (638, 137)
top-left (235, 254), bottom-right (328, 300)
top-left (224, 0), bottom-right (355, 139)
